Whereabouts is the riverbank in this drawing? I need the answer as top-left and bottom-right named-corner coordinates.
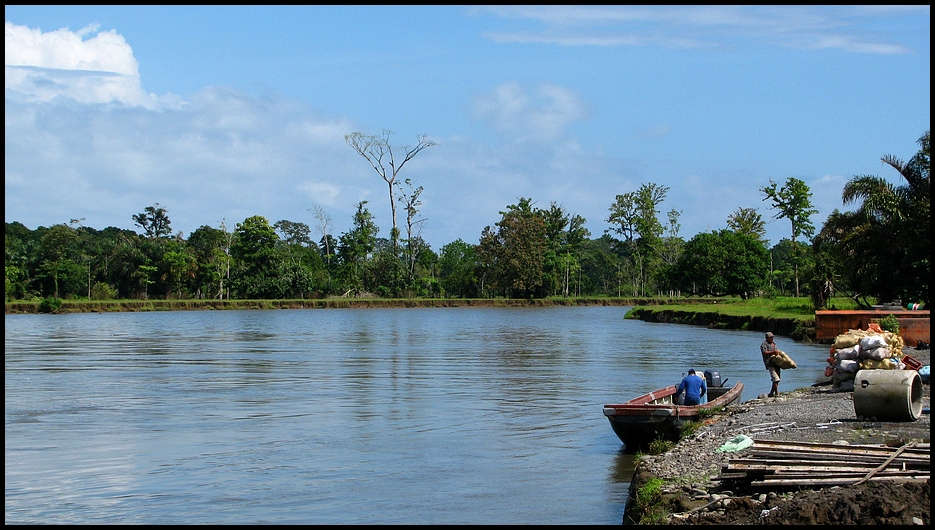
top-left (5, 296), bottom-right (731, 315)
top-left (622, 346), bottom-right (931, 525)
top-left (624, 306), bottom-right (814, 341)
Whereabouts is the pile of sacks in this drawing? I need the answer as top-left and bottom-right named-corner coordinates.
top-left (825, 324), bottom-right (906, 391)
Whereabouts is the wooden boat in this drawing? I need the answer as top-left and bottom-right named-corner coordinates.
top-left (603, 381), bottom-right (743, 450)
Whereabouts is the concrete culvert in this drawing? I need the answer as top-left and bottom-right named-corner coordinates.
top-left (853, 369), bottom-right (924, 421)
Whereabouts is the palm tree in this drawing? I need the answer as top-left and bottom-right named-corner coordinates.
top-left (833, 131), bottom-right (929, 305)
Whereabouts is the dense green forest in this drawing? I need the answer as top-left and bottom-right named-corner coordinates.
top-left (6, 132), bottom-right (928, 310)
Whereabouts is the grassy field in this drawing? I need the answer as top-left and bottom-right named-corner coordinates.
top-left (629, 296), bottom-right (865, 321)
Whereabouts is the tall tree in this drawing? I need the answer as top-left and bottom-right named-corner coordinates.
top-left (274, 220), bottom-right (314, 247)
top-left (309, 205), bottom-right (336, 294)
top-left (5, 222), bottom-right (33, 300)
top-left (230, 215), bottom-right (284, 299)
top-left (658, 209), bottom-right (685, 296)
top-left (761, 178), bottom-right (817, 297)
top-left (37, 223), bottom-right (80, 298)
top-left (310, 204), bottom-right (334, 266)
top-left (668, 230), bottom-right (769, 299)
top-left (274, 219), bottom-right (320, 298)
top-left (132, 203), bottom-right (173, 239)
top-left (188, 224), bottom-right (231, 299)
top-left (477, 198), bottom-right (547, 298)
top-left (438, 239), bottom-right (478, 298)
top-left (539, 202), bottom-right (590, 297)
top-left (345, 130), bottom-right (436, 253)
top-left (161, 241), bottom-right (196, 299)
top-left (337, 201), bottom-right (380, 295)
top-left (606, 192), bottom-right (639, 242)
top-left (607, 182), bottom-right (669, 296)
top-left (727, 207), bottom-right (767, 243)
top-left (398, 177), bottom-right (426, 284)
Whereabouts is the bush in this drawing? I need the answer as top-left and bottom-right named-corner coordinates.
top-left (37, 296), bottom-right (63, 314)
top-left (91, 282), bottom-right (118, 300)
top-left (878, 313), bottom-right (900, 334)
top-left (648, 437), bottom-right (674, 455)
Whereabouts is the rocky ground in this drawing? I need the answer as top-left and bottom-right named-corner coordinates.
top-left (624, 346), bottom-right (931, 525)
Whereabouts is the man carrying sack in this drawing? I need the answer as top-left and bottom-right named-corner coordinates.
top-left (761, 332), bottom-right (782, 397)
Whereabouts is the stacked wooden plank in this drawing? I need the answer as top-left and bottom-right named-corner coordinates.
top-left (716, 439), bottom-right (930, 488)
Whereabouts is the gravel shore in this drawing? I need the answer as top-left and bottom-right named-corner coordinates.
top-left (624, 346), bottom-right (931, 525)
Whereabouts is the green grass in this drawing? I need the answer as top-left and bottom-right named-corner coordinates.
top-left (633, 296), bottom-right (863, 320)
top-left (648, 437), bottom-right (675, 455)
top-left (636, 477), bottom-right (665, 506)
top-left (634, 477), bottom-right (671, 525)
top-left (696, 405), bottom-right (723, 419)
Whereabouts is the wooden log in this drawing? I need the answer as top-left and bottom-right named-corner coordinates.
top-left (744, 450), bottom-right (929, 465)
top-left (724, 462), bottom-right (921, 473)
top-left (750, 439), bottom-right (929, 454)
top-left (751, 476), bottom-right (930, 487)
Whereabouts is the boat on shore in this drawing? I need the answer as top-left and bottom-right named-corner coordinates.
top-left (603, 378), bottom-right (743, 451)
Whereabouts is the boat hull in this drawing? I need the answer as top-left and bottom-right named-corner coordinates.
top-left (603, 382), bottom-right (743, 450)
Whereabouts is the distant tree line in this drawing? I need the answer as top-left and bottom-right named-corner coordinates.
top-left (5, 131), bottom-right (928, 309)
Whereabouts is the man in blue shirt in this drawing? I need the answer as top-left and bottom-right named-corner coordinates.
top-left (675, 368), bottom-right (707, 406)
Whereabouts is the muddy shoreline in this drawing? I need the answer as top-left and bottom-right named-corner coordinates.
top-left (623, 346), bottom-right (931, 525)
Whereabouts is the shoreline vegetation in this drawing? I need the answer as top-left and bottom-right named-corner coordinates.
top-left (4, 296), bottom-right (720, 314)
top-left (5, 296), bottom-right (859, 342)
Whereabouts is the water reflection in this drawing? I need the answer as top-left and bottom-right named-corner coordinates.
top-left (6, 307), bottom-right (834, 524)
top-left (609, 450), bottom-right (639, 483)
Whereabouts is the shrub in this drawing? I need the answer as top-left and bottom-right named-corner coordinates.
top-left (648, 436), bottom-right (674, 455)
top-left (37, 296), bottom-right (63, 314)
top-left (878, 313), bottom-right (900, 334)
top-left (91, 282), bottom-right (118, 300)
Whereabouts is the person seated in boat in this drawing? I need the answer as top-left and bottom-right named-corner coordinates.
top-left (675, 368), bottom-right (707, 406)
top-left (760, 331), bottom-right (781, 397)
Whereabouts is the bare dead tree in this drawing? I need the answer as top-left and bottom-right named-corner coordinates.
top-left (345, 129), bottom-right (436, 253)
top-left (309, 204), bottom-right (333, 263)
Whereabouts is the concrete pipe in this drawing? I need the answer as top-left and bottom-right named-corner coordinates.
top-left (853, 369), bottom-right (924, 422)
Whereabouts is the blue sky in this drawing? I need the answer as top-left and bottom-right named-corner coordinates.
top-left (5, 5), bottom-right (930, 251)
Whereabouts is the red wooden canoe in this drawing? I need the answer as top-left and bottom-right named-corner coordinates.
top-left (603, 382), bottom-right (743, 450)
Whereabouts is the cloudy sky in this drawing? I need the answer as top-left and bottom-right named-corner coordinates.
top-left (5, 5), bottom-right (930, 250)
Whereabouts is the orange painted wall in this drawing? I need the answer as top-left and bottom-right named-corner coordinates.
top-left (814, 310), bottom-right (930, 346)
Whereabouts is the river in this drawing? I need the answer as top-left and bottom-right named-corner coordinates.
top-left (5, 306), bottom-right (832, 524)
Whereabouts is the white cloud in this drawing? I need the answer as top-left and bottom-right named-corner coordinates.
top-left (4, 84), bottom-right (369, 238)
top-left (472, 82), bottom-right (589, 142)
top-left (297, 180), bottom-right (342, 207)
top-left (476, 5), bottom-right (925, 54)
top-left (4, 22), bottom-right (179, 108)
